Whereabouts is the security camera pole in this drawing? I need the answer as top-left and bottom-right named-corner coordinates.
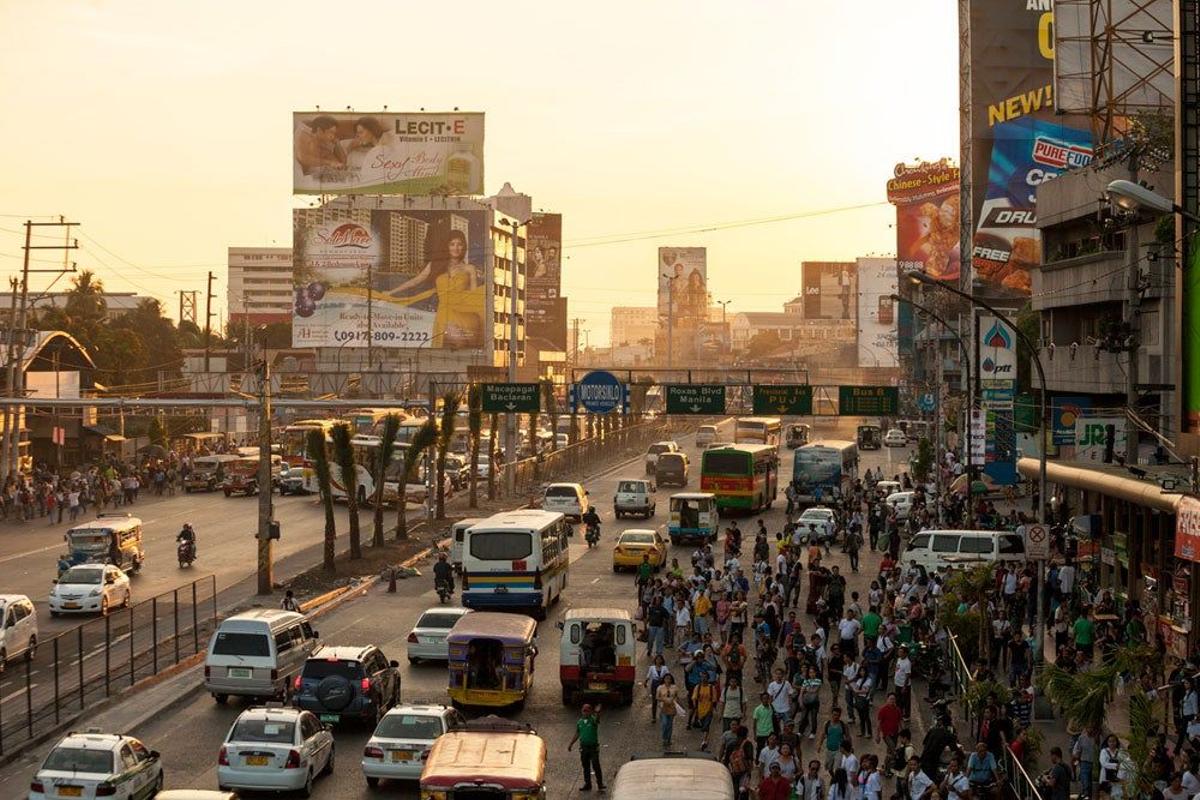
top-left (257, 350), bottom-right (274, 595)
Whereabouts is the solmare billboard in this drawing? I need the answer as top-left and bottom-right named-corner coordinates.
top-left (964, 1), bottom-right (1092, 295)
top-left (293, 112), bottom-right (485, 196)
top-left (886, 160), bottom-right (961, 282)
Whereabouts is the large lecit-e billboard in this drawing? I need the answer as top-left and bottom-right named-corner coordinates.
top-left (293, 112), bottom-right (485, 195)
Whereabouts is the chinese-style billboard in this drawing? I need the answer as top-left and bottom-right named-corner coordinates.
top-left (886, 160), bottom-right (961, 282)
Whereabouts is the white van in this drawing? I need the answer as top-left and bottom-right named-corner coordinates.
top-left (904, 529), bottom-right (1026, 573)
top-left (542, 482), bottom-right (588, 522)
top-left (0, 594), bottom-right (37, 667)
top-left (695, 425), bottom-right (718, 447)
top-left (450, 517), bottom-right (483, 572)
top-left (204, 609), bottom-right (318, 703)
top-left (614, 478), bottom-right (655, 519)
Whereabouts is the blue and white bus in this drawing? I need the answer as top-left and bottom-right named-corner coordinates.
top-left (792, 439), bottom-right (859, 506)
top-left (461, 510), bottom-right (571, 620)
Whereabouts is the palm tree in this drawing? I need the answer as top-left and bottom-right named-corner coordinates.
top-left (542, 380), bottom-right (558, 449)
top-left (527, 411), bottom-right (538, 482)
top-left (396, 420), bottom-right (438, 540)
top-left (330, 423), bottom-right (362, 559)
top-left (436, 391), bottom-right (461, 519)
top-left (487, 413), bottom-right (498, 500)
top-left (372, 414), bottom-right (401, 547)
top-left (467, 386), bottom-right (482, 509)
top-left (306, 430), bottom-right (337, 573)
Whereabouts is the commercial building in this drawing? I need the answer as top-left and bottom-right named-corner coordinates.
top-left (610, 306), bottom-right (658, 348)
top-left (1033, 159), bottom-right (1177, 457)
top-left (228, 247), bottom-right (293, 327)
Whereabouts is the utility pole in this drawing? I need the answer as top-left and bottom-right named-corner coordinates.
top-left (572, 317), bottom-right (582, 364)
top-left (204, 271), bottom-right (216, 374)
top-left (505, 219), bottom-right (523, 497)
top-left (366, 261), bottom-right (374, 397)
top-left (935, 336), bottom-right (945, 525)
top-left (256, 349), bottom-right (274, 595)
top-left (1123, 160), bottom-right (1142, 464)
top-left (2, 277), bottom-right (20, 484)
top-left (4, 219), bottom-right (77, 480)
top-left (662, 273), bottom-right (674, 371)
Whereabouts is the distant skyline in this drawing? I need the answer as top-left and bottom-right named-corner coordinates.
top-left (0, 0), bottom-right (958, 346)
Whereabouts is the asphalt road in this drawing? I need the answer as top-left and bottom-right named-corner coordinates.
top-left (0, 419), bottom-right (924, 799)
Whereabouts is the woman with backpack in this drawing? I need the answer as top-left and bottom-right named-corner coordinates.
top-left (722, 723), bottom-right (755, 798)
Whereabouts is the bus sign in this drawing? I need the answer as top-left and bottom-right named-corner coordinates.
top-left (753, 385), bottom-right (812, 415)
top-left (481, 383), bottom-right (541, 413)
top-left (838, 386), bottom-right (899, 416)
top-left (666, 385), bottom-right (726, 415)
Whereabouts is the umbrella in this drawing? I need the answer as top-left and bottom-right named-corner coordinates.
top-left (949, 475), bottom-right (990, 496)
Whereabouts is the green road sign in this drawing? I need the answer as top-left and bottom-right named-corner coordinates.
top-left (752, 384), bottom-right (812, 415)
top-left (838, 385), bottom-right (899, 416)
top-left (665, 384), bottom-right (726, 415)
top-left (481, 383), bottom-right (541, 413)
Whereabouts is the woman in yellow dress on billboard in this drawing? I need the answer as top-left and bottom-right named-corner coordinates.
top-left (388, 230), bottom-right (484, 347)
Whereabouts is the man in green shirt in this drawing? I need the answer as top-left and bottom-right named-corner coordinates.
top-left (568, 703), bottom-right (605, 791)
top-left (1073, 610), bottom-right (1095, 661)
top-left (637, 555), bottom-right (653, 587)
top-left (861, 607), bottom-right (882, 640)
top-left (753, 692), bottom-right (776, 750)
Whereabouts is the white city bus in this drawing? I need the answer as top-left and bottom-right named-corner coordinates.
top-left (734, 417), bottom-right (783, 447)
top-left (461, 510), bottom-right (571, 620)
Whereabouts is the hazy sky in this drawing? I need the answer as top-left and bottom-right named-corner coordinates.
top-left (0, 0), bottom-right (957, 345)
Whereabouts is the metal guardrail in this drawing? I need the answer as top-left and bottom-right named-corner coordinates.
top-left (0, 574), bottom-right (218, 755)
top-left (946, 634), bottom-right (1043, 800)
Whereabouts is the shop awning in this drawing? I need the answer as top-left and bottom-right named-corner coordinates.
top-left (82, 425), bottom-right (125, 443)
top-left (1017, 457), bottom-right (1184, 513)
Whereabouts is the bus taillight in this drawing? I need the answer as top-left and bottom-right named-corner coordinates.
top-left (512, 559), bottom-right (526, 571)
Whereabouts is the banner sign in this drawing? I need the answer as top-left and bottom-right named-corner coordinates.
top-left (856, 258), bottom-right (899, 368)
top-left (1176, 495), bottom-right (1200, 562)
top-left (1052, 396), bottom-right (1093, 445)
top-left (293, 111), bottom-right (484, 195)
top-left (803, 262), bottom-right (857, 321)
top-left (886, 160), bottom-right (961, 282)
top-left (753, 385), bottom-right (813, 416)
top-left (292, 208), bottom-right (488, 349)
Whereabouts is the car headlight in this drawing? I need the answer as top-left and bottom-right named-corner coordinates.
top-left (89, 589), bottom-right (101, 597)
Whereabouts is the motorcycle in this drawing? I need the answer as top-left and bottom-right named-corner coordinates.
top-left (177, 540), bottom-right (196, 568)
top-left (435, 577), bottom-right (452, 604)
top-left (585, 523), bottom-right (600, 548)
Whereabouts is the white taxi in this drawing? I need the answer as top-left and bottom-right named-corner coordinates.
top-left (218, 705), bottom-right (334, 796)
top-left (361, 704), bottom-right (465, 785)
top-left (49, 564), bottom-right (131, 617)
top-left (30, 729), bottom-right (162, 800)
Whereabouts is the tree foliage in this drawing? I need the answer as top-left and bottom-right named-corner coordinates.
top-left (436, 392), bottom-right (461, 519)
top-left (306, 429), bottom-right (337, 573)
top-left (331, 423), bottom-right (361, 559)
top-left (372, 414), bottom-right (401, 547)
top-left (396, 420), bottom-right (437, 540)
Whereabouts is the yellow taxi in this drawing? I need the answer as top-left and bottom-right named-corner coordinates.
top-left (612, 529), bottom-right (667, 572)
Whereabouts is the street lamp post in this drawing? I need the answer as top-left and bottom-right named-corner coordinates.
top-left (890, 293), bottom-right (975, 527)
top-left (907, 271), bottom-right (1050, 660)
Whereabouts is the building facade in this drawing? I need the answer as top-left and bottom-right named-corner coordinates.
top-left (610, 306), bottom-right (658, 348)
top-left (228, 247), bottom-right (293, 327)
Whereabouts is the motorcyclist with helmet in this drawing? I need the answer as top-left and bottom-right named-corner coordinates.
top-left (433, 552), bottom-right (454, 596)
top-left (177, 523), bottom-right (197, 561)
top-left (581, 506), bottom-right (601, 544)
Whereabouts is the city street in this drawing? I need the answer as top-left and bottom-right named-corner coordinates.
top-left (0, 421), bottom-right (920, 798)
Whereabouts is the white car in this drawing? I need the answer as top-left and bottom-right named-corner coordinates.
top-left (644, 441), bottom-right (679, 474)
top-left (886, 491), bottom-right (916, 521)
top-left (695, 425), bottom-right (718, 447)
top-left (50, 564), bottom-right (131, 616)
top-left (361, 704), bottom-right (466, 786)
top-left (406, 606), bottom-right (472, 663)
top-left (0, 593), bottom-right (37, 670)
top-left (30, 730), bottom-right (163, 800)
top-left (614, 478), bottom-right (656, 519)
top-left (884, 428), bottom-right (908, 447)
top-left (542, 482), bottom-right (588, 522)
top-left (218, 705), bottom-right (334, 796)
top-left (796, 507), bottom-right (836, 542)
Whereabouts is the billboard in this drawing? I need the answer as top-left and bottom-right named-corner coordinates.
top-left (525, 212), bottom-right (565, 350)
top-left (855, 257), bottom-right (899, 368)
top-left (291, 208), bottom-right (489, 349)
top-left (886, 160), bottom-right (961, 282)
top-left (657, 247), bottom-right (708, 364)
top-left (292, 112), bottom-right (485, 196)
top-left (1074, 416), bottom-right (1126, 463)
top-left (977, 313), bottom-right (1018, 380)
top-left (1052, 395), bottom-right (1093, 446)
top-left (801, 262), bottom-right (856, 321)
top-left (964, 2), bottom-right (1092, 295)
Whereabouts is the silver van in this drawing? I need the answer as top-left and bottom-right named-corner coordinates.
top-left (905, 529), bottom-right (1026, 574)
top-left (450, 517), bottom-right (483, 572)
top-left (204, 609), bottom-right (318, 703)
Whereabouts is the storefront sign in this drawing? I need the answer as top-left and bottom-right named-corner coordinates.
top-left (1174, 495), bottom-right (1200, 562)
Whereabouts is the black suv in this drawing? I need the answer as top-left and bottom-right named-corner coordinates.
top-left (655, 452), bottom-right (689, 488)
top-left (293, 645), bottom-right (401, 725)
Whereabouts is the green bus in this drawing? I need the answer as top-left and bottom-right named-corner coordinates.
top-left (699, 444), bottom-right (779, 513)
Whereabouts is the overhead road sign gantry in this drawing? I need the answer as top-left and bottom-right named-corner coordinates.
top-left (481, 383), bottom-right (541, 413)
top-left (665, 384), bottom-right (726, 415)
top-left (752, 385), bottom-right (812, 415)
top-left (838, 385), bottom-right (900, 416)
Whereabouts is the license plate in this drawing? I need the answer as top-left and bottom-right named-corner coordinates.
top-left (589, 682), bottom-right (608, 691)
top-left (58, 788), bottom-right (82, 798)
top-left (62, 603), bottom-right (80, 609)
top-left (319, 713), bottom-right (339, 723)
top-left (228, 667), bottom-right (252, 678)
top-left (246, 755), bottom-right (269, 766)
top-left (494, 586), bottom-right (508, 593)
top-left (391, 750), bottom-right (413, 762)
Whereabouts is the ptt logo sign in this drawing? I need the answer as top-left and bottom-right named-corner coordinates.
top-left (980, 321), bottom-right (1015, 376)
